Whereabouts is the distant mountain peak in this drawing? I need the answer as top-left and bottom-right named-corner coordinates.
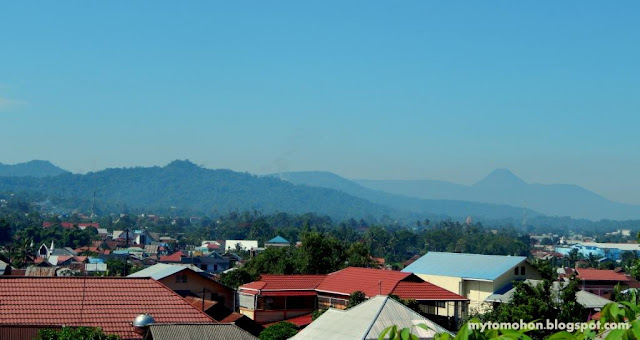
top-left (165, 159), bottom-right (200, 169)
top-left (0, 160), bottom-right (69, 178)
top-left (474, 168), bottom-right (526, 187)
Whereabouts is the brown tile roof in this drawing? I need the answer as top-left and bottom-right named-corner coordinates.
top-left (0, 277), bottom-right (215, 339)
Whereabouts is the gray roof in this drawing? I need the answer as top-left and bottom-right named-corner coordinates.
top-left (145, 324), bottom-right (257, 340)
top-left (128, 263), bottom-right (202, 280)
top-left (291, 296), bottom-right (452, 340)
top-left (402, 252), bottom-right (527, 281)
top-left (486, 280), bottom-right (613, 309)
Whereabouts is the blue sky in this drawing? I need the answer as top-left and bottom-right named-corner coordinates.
top-left (1, 1), bottom-right (639, 204)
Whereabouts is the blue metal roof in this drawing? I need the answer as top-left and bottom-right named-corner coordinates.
top-left (266, 236), bottom-right (289, 244)
top-left (401, 252), bottom-right (527, 281)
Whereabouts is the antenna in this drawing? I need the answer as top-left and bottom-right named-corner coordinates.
top-left (91, 189), bottom-right (96, 219)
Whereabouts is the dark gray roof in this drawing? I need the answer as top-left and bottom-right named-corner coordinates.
top-left (146, 324), bottom-right (258, 340)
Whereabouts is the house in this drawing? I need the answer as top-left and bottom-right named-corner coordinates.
top-left (238, 274), bottom-right (325, 325)
top-left (0, 277), bottom-right (215, 339)
top-left (291, 295), bottom-right (452, 340)
top-left (486, 279), bottom-right (614, 315)
top-left (159, 250), bottom-right (187, 263)
top-left (143, 324), bottom-right (257, 340)
top-left (402, 252), bottom-right (541, 313)
top-left (181, 252), bottom-right (231, 274)
top-left (265, 236), bottom-right (290, 248)
top-left (576, 268), bottom-right (630, 298)
top-left (238, 267), bottom-right (468, 326)
top-left (128, 263), bottom-right (235, 313)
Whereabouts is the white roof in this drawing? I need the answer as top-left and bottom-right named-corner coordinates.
top-left (128, 263), bottom-right (202, 280)
top-left (225, 240), bottom-right (258, 251)
top-left (292, 296), bottom-right (452, 340)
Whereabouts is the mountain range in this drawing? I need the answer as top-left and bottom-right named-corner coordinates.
top-left (353, 169), bottom-right (640, 221)
top-left (0, 160), bottom-right (638, 221)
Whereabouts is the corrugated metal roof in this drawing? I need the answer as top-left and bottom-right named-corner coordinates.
top-left (146, 324), bottom-right (258, 340)
top-left (291, 296), bottom-right (452, 340)
top-left (127, 263), bottom-right (201, 280)
top-left (402, 252), bottom-right (527, 281)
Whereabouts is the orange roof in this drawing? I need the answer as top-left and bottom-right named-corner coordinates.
top-left (159, 251), bottom-right (186, 262)
top-left (240, 274), bottom-right (326, 292)
top-left (577, 269), bottom-right (631, 281)
top-left (264, 313), bottom-right (312, 328)
top-left (0, 277), bottom-right (214, 339)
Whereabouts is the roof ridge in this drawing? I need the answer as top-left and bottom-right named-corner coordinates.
top-left (362, 296), bottom-right (389, 340)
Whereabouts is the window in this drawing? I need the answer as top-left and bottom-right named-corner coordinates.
top-left (213, 264), bottom-right (218, 271)
top-left (175, 274), bottom-right (187, 283)
top-left (521, 266), bottom-right (525, 275)
top-left (515, 267), bottom-right (519, 275)
top-left (201, 264), bottom-right (207, 270)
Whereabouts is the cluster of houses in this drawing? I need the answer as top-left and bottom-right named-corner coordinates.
top-left (3, 220), bottom-right (640, 339)
top-left (3, 245), bottom-right (635, 340)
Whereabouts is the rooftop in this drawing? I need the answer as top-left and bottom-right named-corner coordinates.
top-left (577, 269), bottom-right (631, 282)
top-left (0, 277), bottom-right (214, 339)
top-left (240, 274), bottom-right (326, 291)
top-left (402, 252), bottom-right (527, 281)
top-left (317, 267), bottom-right (466, 300)
top-left (146, 323), bottom-right (257, 340)
top-left (291, 296), bottom-right (451, 340)
top-left (127, 263), bottom-right (202, 280)
top-left (266, 236), bottom-right (289, 244)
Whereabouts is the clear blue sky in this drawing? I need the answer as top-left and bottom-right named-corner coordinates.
top-left (1, 1), bottom-right (639, 204)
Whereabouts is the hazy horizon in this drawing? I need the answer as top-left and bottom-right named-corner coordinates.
top-left (1, 1), bottom-right (639, 204)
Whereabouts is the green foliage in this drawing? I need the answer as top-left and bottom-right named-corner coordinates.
top-left (259, 321), bottom-right (298, 340)
top-left (35, 326), bottom-right (119, 340)
top-left (433, 318), bottom-right (533, 340)
top-left (477, 276), bottom-right (587, 338)
top-left (378, 323), bottom-right (432, 340)
top-left (105, 258), bottom-right (132, 276)
top-left (348, 291), bottom-right (367, 308)
top-left (218, 267), bottom-right (258, 289)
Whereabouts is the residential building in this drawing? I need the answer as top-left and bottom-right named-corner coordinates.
top-left (576, 268), bottom-right (631, 298)
top-left (128, 263), bottom-right (235, 312)
top-left (402, 252), bottom-right (541, 313)
top-left (238, 267), bottom-right (468, 327)
top-left (291, 295), bottom-right (452, 340)
top-left (181, 252), bottom-right (231, 273)
top-left (239, 274), bottom-right (325, 325)
top-left (0, 277), bottom-right (215, 339)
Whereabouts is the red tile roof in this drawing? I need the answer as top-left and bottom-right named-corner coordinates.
top-left (240, 275), bottom-right (326, 292)
top-left (239, 267), bottom-right (467, 302)
top-left (316, 267), bottom-right (411, 297)
top-left (183, 296), bottom-right (218, 312)
top-left (317, 267), bottom-right (467, 301)
top-left (159, 251), bottom-right (187, 263)
top-left (392, 281), bottom-right (467, 301)
top-left (0, 277), bottom-right (215, 339)
top-left (577, 269), bottom-right (631, 282)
